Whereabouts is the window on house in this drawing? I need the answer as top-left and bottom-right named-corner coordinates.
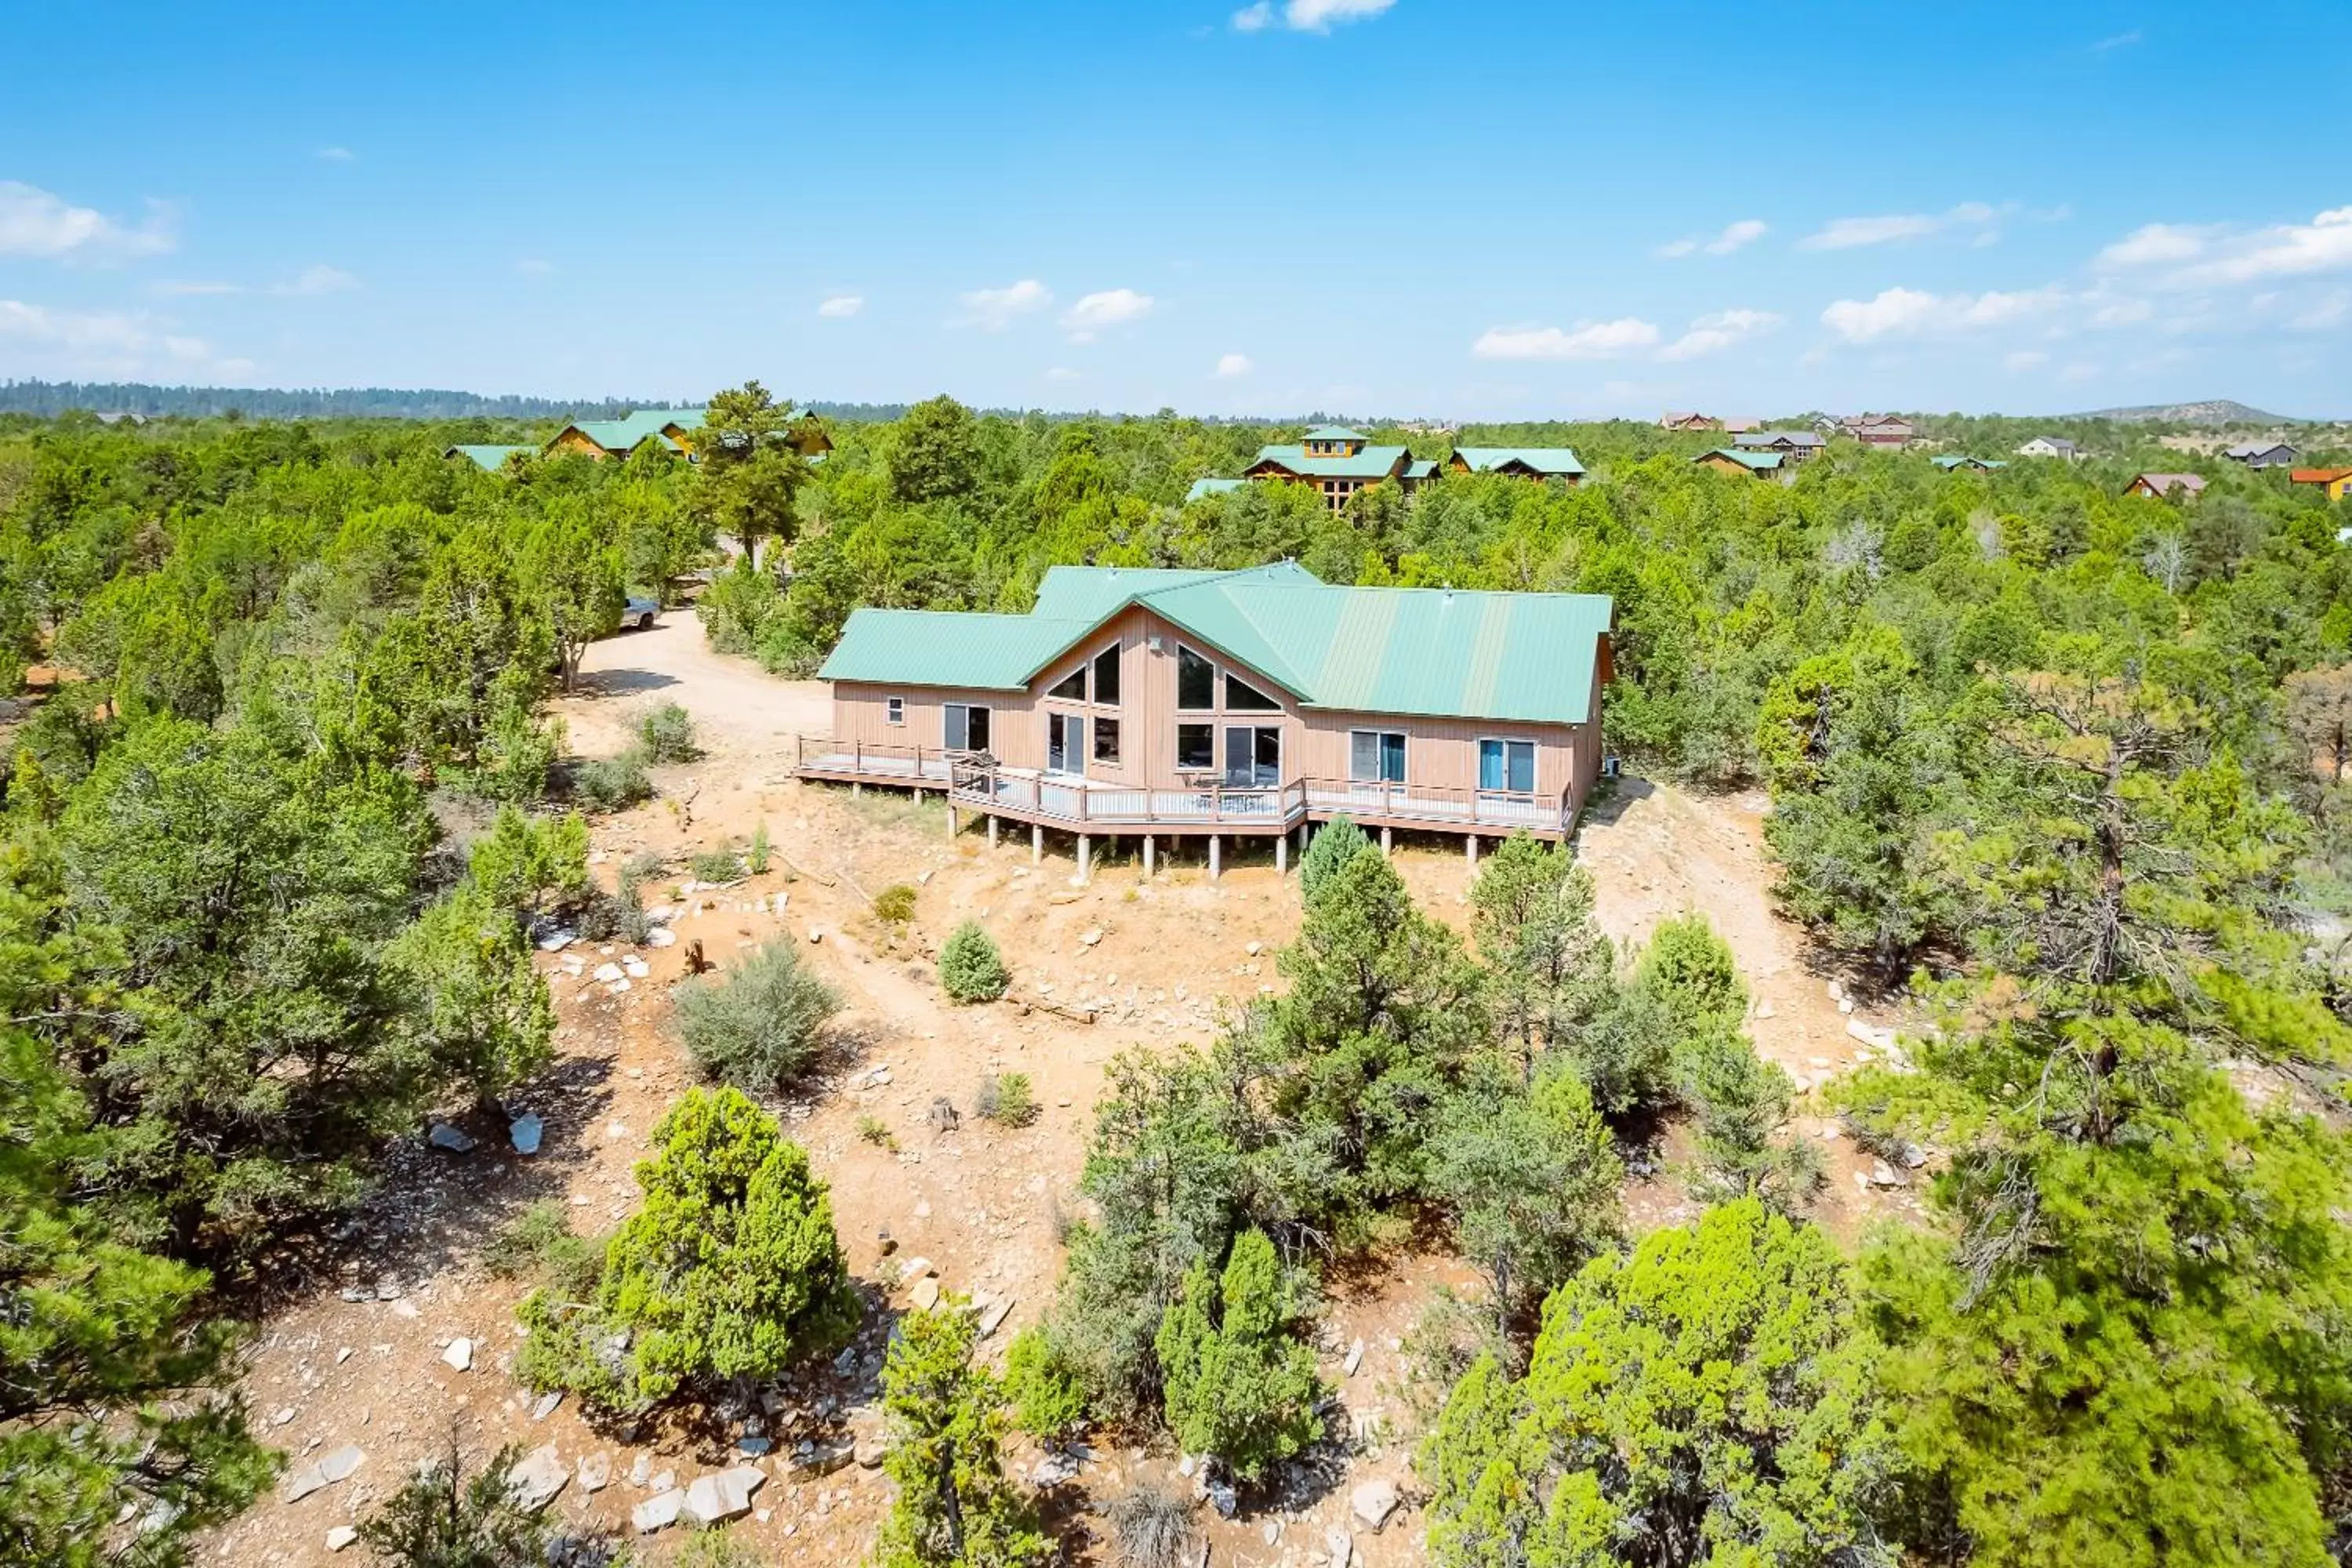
top-left (1047, 666), bottom-right (1087, 701)
top-left (1093, 717), bottom-right (1120, 764)
top-left (1177, 646), bottom-right (1215, 710)
top-left (1225, 673), bottom-right (1279, 712)
top-left (1175, 723), bottom-right (1214, 771)
top-left (1350, 730), bottom-right (1406, 783)
top-left (885, 697), bottom-right (905, 726)
top-left (1092, 643), bottom-right (1122, 706)
top-left (1048, 713), bottom-right (1085, 775)
top-left (944, 703), bottom-right (990, 752)
top-left (1479, 738), bottom-right (1536, 793)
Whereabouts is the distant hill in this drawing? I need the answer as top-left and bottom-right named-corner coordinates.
top-left (0, 380), bottom-right (675, 422)
top-left (2073, 399), bottom-right (2296, 426)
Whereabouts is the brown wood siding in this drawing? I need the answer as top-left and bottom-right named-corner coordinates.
top-left (548, 429), bottom-right (613, 460)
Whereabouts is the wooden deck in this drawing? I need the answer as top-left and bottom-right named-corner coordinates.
top-left (790, 737), bottom-right (1572, 840)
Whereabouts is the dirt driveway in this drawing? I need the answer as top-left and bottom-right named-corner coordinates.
top-left (557, 613), bottom-right (829, 762)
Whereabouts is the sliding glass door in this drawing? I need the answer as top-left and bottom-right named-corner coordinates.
top-left (1047, 712), bottom-right (1085, 775)
top-left (1222, 725), bottom-right (1280, 787)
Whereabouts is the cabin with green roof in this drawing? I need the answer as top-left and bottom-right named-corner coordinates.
top-left (443, 443), bottom-right (534, 471)
top-left (1447, 446), bottom-right (1585, 483)
top-left (795, 562), bottom-right (1615, 869)
top-left (1693, 447), bottom-right (1789, 482)
top-left (546, 407), bottom-right (708, 461)
top-left (1243, 425), bottom-right (1432, 510)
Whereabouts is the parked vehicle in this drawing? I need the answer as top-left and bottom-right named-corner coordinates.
top-left (622, 595), bottom-right (659, 630)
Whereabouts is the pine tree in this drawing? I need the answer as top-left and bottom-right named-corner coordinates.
top-left (1468, 832), bottom-right (1613, 1076)
top-left (873, 1301), bottom-right (1051, 1568)
top-left (1153, 1229), bottom-right (1325, 1484)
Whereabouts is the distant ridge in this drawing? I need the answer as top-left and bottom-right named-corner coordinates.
top-left (2072, 398), bottom-right (2296, 426)
top-left (0, 379), bottom-right (676, 422)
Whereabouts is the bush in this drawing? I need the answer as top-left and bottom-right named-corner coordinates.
top-left (673, 944), bottom-right (839, 1091)
top-left (976, 1071), bottom-right (1038, 1128)
top-left (483, 1200), bottom-right (600, 1298)
top-left (748, 821), bottom-right (772, 874)
top-left (691, 847), bottom-right (746, 884)
top-left (516, 1088), bottom-right (859, 1414)
top-left (358, 1439), bottom-right (546, 1566)
top-left (1004, 1324), bottom-right (1087, 1444)
top-left (575, 746), bottom-right (652, 811)
top-left (638, 700), bottom-right (701, 762)
top-left (1154, 1229), bottom-right (1326, 1483)
top-left (873, 882), bottom-right (918, 924)
top-left (1299, 815), bottom-right (1371, 905)
top-left (939, 920), bottom-right (1011, 1003)
top-left (1106, 1484), bottom-right (1200, 1568)
top-left (857, 1114), bottom-right (896, 1149)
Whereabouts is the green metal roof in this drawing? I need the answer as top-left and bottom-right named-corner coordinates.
top-left (1301, 425), bottom-right (1365, 442)
top-left (820, 563), bottom-right (1613, 725)
top-left (1698, 447), bottom-right (1783, 471)
top-left (1402, 458), bottom-right (1439, 481)
top-left (554, 407), bottom-right (706, 454)
top-left (445, 443), bottom-right (533, 470)
top-left (1184, 477), bottom-right (1247, 503)
top-left (1933, 455), bottom-right (2007, 470)
top-left (1248, 443), bottom-right (1414, 481)
top-left (1451, 446), bottom-right (1585, 477)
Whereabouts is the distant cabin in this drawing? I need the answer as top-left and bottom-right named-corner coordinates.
top-left (541, 408), bottom-right (833, 464)
top-left (1660, 411), bottom-right (1721, 432)
top-left (1839, 413), bottom-right (1915, 448)
top-left (1721, 419), bottom-right (1761, 434)
top-left (2291, 467), bottom-right (2352, 503)
top-left (2124, 472), bottom-right (2208, 499)
top-left (2016, 436), bottom-right (2079, 459)
top-left (1447, 447), bottom-right (1585, 484)
top-left (2222, 441), bottom-right (2298, 469)
top-left (444, 443), bottom-right (533, 471)
top-left (1733, 430), bottom-right (1826, 463)
top-left (1243, 426), bottom-right (1436, 511)
top-left (1185, 477), bottom-right (1247, 503)
top-left (1693, 447), bottom-right (1788, 481)
top-left (1933, 455), bottom-right (2007, 473)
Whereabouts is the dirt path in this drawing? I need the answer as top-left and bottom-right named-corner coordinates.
top-left (213, 616), bottom-right (1915, 1567)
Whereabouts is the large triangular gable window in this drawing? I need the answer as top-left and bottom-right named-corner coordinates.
top-left (1224, 672), bottom-right (1280, 712)
top-left (1046, 666), bottom-right (1086, 701)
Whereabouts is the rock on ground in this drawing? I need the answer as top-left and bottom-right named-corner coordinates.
top-left (632, 1489), bottom-right (686, 1534)
top-left (684, 1465), bottom-right (766, 1524)
top-left (506, 1443), bottom-right (569, 1512)
top-left (283, 1445), bottom-right (365, 1503)
top-left (441, 1338), bottom-right (472, 1372)
top-left (1352, 1478), bottom-right (1400, 1532)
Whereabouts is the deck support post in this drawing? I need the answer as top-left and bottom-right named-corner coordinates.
top-left (947, 805), bottom-right (960, 838)
top-left (987, 815), bottom-right (999, 849)
top-left (1076, 833), bottom-right (1092, 883)
top-left (1209, 835), bottom-right (1221, 881)
top-left (1298, 821), bottom-right (1311, 855)
top-left (1381, 825), bottom-right (1393, 855)
top-left (1142, 835), bottom-right (1155, 878)
top-left (851, 781), bottom-right (862, 799)
top-left (1276, 833), bottom-right (1288, 874)
top-left (1031, 824), bottom-right (1043, 866)
top-left (1466, 833), bottom-right (1479, 870)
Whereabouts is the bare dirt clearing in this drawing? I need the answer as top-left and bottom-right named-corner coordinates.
top-left (213, 617), bottom-right (1915, 1566)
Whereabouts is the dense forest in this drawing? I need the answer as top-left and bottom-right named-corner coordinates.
top-left (5, 389), bottom-right (2352, 1566)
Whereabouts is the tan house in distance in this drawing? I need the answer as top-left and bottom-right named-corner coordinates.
top-left (2125, 472), bottom-right (2209, 499)
top-left (1243, 426), bottom-right (1437, 510)
top-left (1660, 411), bottom-right (1721, 432)
top-left (794, 561), bottom-right (1615, 874)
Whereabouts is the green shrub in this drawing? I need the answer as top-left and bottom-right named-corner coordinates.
top-left (482, 1200), bottom-right (600, 1298)
top-left (1298, 815), bottom-right (1371, 904)
top-left (638, 699), bottom-right (702, 762)
top-left (575, 746), bottom-right (652, 811)
top-left (1005, 1324), bottom-right (1088, 1444)
top-left (976, 1071), bottom-right (1038, 1127)
top-left (857, 1114), bottom-right (897, 1149)
top-left (748, 821), bottom-right (772, 874)
top-left (516, 1087), bottom-right (859, 1415)
top-left (358, 1440), bottom-right (545, 1566)
top-left (1154, 1229), bottom-right (1325, 1483)
top-left (939, 920), bottom-right (1011, 1003)
top-left (873, 882), bottom-right (919, 924)
top-left (673, 944), bottom-right (839, 1091)
top-left (691, 847), bottom-right (746, 884)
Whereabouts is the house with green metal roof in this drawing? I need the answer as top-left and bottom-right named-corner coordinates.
top-left (797, 561), bottom-right (1616, 865)
top-left (443, 443), bottom-right (535, 471)
top-left (1185, 477), bottom-right (1248, 503)
top-left (546, 408), bottom-right (707, 461)
top-left (1242, 425), bottom-right (1431, 511)
top-left (1447, 446), bottom-right (1585, 483)
top-left (1932, 454), bottom-right (2008, 473)
top-left (1693, 447), bottom-right (1790, 481)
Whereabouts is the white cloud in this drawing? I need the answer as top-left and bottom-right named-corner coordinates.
top-left (1798, 201), bottom-right (2000, 251)
top-left (2095, 206), bottom-right (2352, 290)
top-left (1657, 307), bottom-right (1781, 361)
top-left (0, 180), bottom-right (176, 260)
top-left (1472, 318), bottom-right (1660, 361)
top-left (154, 279), bottom-right (242, 296)
top-left (1819, 284), bottom-right (2067, 343)
top-left (1215, 352), bottom-right (1253, 377)
top-left (2097, 222), bottom-right (2210, 268)
top-left (2091, 28), bottom-right (2142, 50)
top-left (1659, 218), bottom-right (1768, 259)
top-left (0, 298), bottom-right (222, 376)
top-left (817, 292), bottom-right (865, 318)
top-left (2005, 350), bottom-right (2050, 371)
top-left (317, 146), bottom-right (356, 162)
top-left (1236, 0), bottom-right (1393, 31)
top-left (956, 278), bottom-right (1053, 330)
top-left (1062, 287), bottom-right (1155, 340)
top-left (277, 264), bottom-right (358, 296)
top-left (514, 257), bottom-right (554, 275)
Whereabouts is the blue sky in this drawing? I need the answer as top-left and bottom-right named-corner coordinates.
top-left (3, 0), bottom-right (2348, 419)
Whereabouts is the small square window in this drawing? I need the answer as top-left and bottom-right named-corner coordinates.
top-left (1176, 723), bottom-right (1214, 771)
top-left (885, 697), bottom-right (905, 726)
top-left (1093, 717), bottom-right (1121, 764)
